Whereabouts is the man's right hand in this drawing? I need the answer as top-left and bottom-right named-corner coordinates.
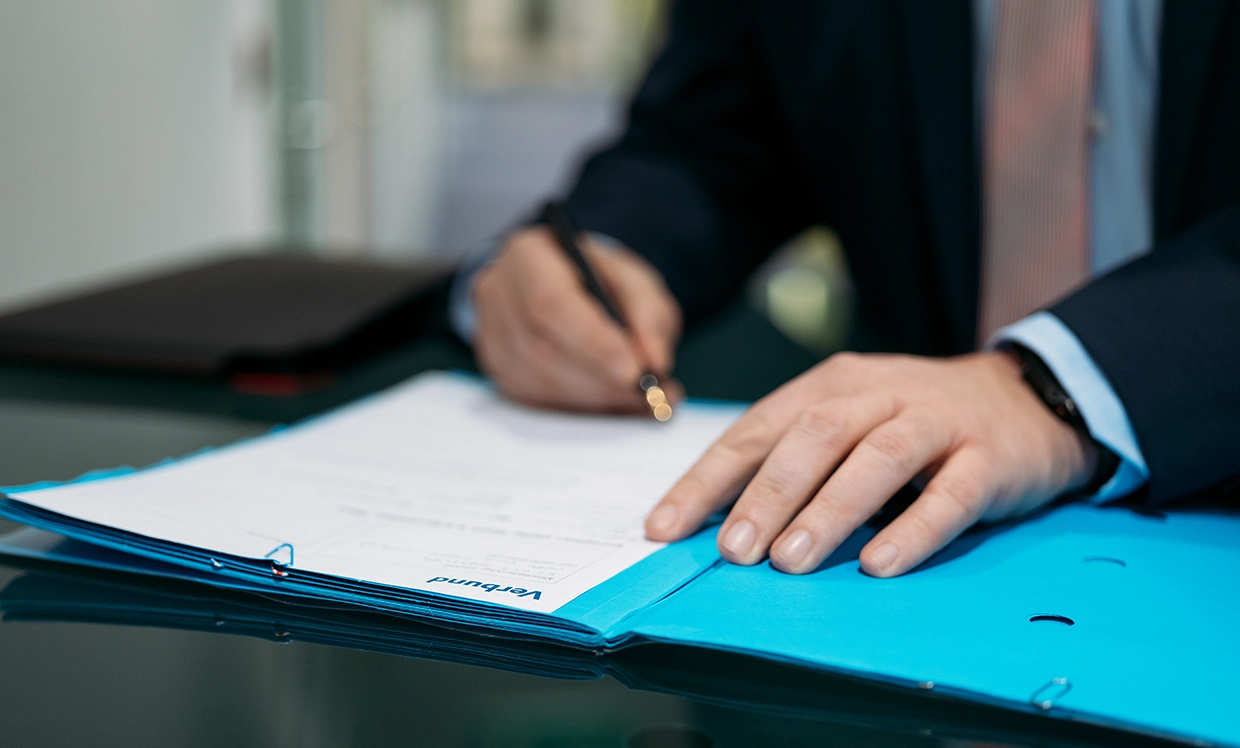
top-left (472, 226), bottom-right (684, 413)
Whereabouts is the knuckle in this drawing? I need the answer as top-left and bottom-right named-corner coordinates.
top-left (528, 335), bottom-right (559, 363)
top-left (805, 486), bottom-right (852, 527)
top-left (717, 417), bottom-right (777, 461)
top-left (594, 335), bottom-right (631, 369)
top-left (607, 244), bottom-right (643, 270)
top-left (649, 293), bottom-right (680, 327)
top-left (508, 226), bottom-right (552, 255)
top-left (666, 301), bottom-right (684, 336)
top-left (749, 468), bottom-right (796, 503)
top-left (644, 306), bottom-right (682, 349)
top-left (525, 290), bottom-right (563, 329)
top-left (862, 428), bottom-right (919, 470)
top-left (796, 404), bottom-right (847, 443)
top-left (929, 472), bottom-right (985, 519)
top-left (902, 508), bottom-right (938, 540)
top-left (630, 310), bottom-right (663, 341)
top-left (824, 350), bottom-right (864, 373)
top-left (677, 470), bottom-right (718, 501)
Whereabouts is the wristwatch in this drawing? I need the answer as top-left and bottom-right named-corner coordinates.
top-left (1003, 342), bottom-right (1121, 495)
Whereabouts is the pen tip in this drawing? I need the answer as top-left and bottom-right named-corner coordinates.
top-left (639, 375), bottom-right (671, 421)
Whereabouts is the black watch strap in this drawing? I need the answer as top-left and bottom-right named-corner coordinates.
top-left (1003, 342), bottom-right (1120, 495)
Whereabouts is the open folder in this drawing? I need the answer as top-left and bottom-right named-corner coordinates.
top-left (1, 372), bottom-right (1238, 746)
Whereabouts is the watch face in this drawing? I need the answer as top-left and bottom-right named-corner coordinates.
top-left (1013, 344), bottom-right (1087, 432)
top-left (1061, 397), bottom-right (1080, 419)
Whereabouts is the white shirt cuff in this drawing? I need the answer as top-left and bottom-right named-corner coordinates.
top-left (448, 238), bottom-right (505, 343)
top-left (987, 311), bottom-right (1150, 502)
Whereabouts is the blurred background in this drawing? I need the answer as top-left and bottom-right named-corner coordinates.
top-left (0, 0), bottom-right (851, 356)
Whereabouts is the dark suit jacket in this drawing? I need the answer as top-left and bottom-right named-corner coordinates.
top-left (560, 0), bottom-right (1240, 503)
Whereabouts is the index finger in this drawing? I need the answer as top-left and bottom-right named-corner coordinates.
top-left (591, 244), bottom-right (682, 376)
top-left (644, 376), bottom-right (827, 541)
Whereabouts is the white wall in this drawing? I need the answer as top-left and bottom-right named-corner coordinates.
top-left (0, 0), bottom-right (276, 312)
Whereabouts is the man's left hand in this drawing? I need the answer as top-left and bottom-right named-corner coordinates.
top-left (644, 351), bottom-right (1099, 577)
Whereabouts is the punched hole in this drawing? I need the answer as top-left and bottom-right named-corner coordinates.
top-left (1029, 614), bottom-right (1075, 626)
top-left (1082, 556), bottom-right (1127, 567)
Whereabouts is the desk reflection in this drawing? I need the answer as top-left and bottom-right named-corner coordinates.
top-left (0, 558), bottom-right (1178, 748)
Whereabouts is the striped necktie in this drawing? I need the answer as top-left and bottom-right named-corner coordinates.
top-left (978, 0), bottom-right (1097, 343)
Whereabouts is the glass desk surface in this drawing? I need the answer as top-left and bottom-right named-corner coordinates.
top-left (0, 318), bottom-right (1188, 748)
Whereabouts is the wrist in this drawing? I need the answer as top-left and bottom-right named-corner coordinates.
top-left (1000, 343), bottom-right (1119, 495)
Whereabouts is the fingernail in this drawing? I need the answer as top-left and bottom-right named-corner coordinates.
top-left (720, 519), bottom-right (756, 558)
top-left (868, 542), bottom-right (898, 571)
top-left (774, 529), bottom-right (813, 568)
top-left (647, 504), bottom-right (678, 535)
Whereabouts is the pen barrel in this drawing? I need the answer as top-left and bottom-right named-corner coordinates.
top-left (542, 201), bottom-right (627, 327)
top-left (543, 201), bottom-right (671, 421)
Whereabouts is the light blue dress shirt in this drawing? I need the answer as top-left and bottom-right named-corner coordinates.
top-left (453, 0), bottom-right (1161, 501)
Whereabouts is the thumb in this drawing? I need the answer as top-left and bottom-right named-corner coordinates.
top-left (590, 244), bottom-right (682, 376)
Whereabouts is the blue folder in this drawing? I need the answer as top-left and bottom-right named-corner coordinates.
top-left (2, 398), bottom-right (1238, 745)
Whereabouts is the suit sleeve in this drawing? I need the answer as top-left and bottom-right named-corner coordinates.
top-left (992, 312), bottom-right (1149, 501)
top-left (562, 0), bottom-right (815, 324)
top-left (1051, 201), bottom-right (1240, 503)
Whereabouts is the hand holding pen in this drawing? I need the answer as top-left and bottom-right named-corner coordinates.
top-left (471, 201), bottom-right (684, 416)
top-left (540, 202), bottom-right (674, 420)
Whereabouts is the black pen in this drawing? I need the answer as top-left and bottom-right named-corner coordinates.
top-left (541, 200), bottom-right (673, 422)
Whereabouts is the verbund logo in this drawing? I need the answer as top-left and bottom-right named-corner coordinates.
top-left (426, 576), bottom-right (543, 601)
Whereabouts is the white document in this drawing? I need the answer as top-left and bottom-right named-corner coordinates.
top-left (8, 372), bottom-right (742, 613)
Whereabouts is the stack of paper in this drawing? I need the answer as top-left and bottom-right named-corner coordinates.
top-left (0, 373), bottom-right (738, 647)
top-left (2, 372), bottom-right (1238, 746)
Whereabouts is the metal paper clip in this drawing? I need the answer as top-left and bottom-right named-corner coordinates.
top-left (1031, 677), bottom-right (1071, 710)
top-left (264, 543), bottom-right (294, 579)
top-left (264, 543), bottom-right (294, 566)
